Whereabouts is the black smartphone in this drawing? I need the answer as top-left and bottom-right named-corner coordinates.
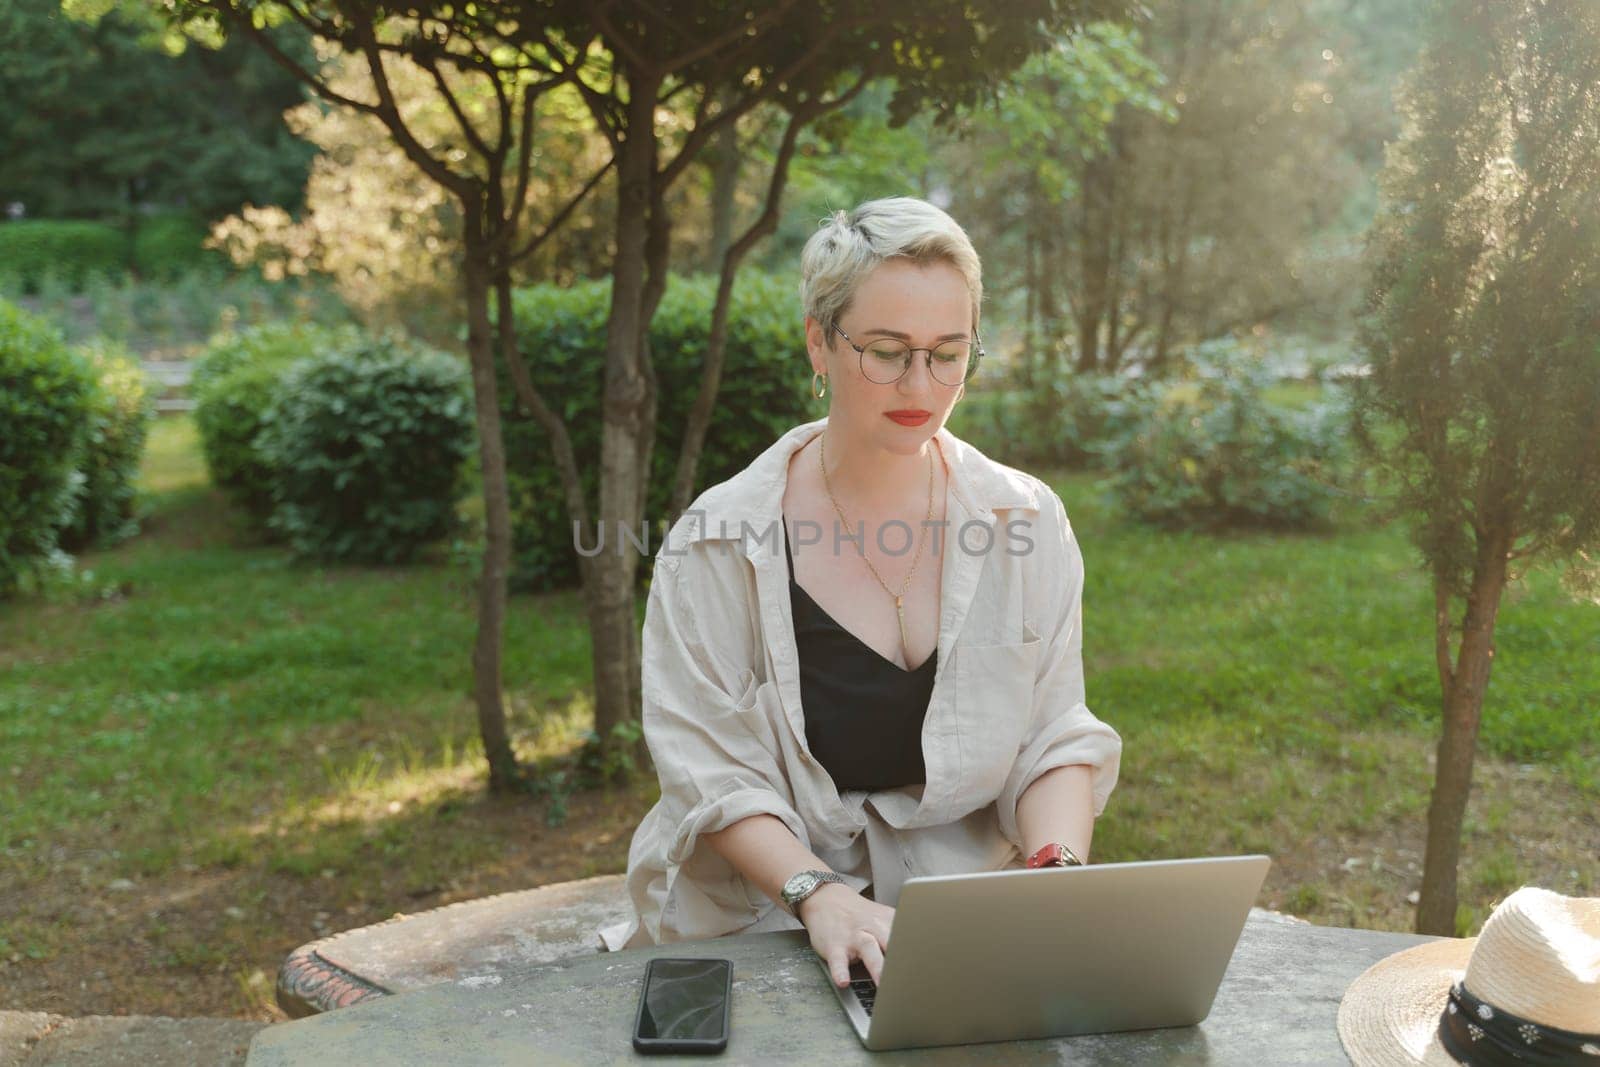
top-left (631, 956), bottom-right (733, 1054)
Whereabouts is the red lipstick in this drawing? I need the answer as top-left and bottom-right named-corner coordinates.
top-left (886, 410), bottom-right (932, 427)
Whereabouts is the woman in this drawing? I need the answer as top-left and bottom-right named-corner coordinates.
top-left (597, 197), bottom-right (1122, 991)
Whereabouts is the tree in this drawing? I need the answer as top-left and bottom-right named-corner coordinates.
top-left (940, 22), bottom-right (1171, 380)
top-left (165, 1), bottom-right (1138, 788)
top-left (205, 46), bottom-right (613, 344)
top-left (943, 0), bottom-right (1389, 376)
top-left (0, 0), bottom-right (315, 222)
top-left (1352, 0), bottom-right (1600, 935)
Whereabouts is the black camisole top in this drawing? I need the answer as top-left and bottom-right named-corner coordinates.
top-left (783, 518), bottom-right (935, 791)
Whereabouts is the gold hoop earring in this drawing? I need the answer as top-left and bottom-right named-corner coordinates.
top-left (956, 383), bottom-right (966, 401)
top-left (812, 371), bottom-right (828, 399)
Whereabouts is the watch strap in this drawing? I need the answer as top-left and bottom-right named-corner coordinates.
top-left (1026, 842), bottom-right (1084, 869)
top-left (781, 869), bottom-right (847, 913)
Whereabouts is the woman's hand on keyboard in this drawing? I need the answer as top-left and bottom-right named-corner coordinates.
top-left (797, 883), bottom-right (895, 987)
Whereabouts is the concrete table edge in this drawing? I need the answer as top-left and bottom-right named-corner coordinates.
top-left (249, 914), bottom-right (1448, 1066)
top-left (276, 877), bottom-right (628, 1017)
top-left (276, 876), bottom-right (1321, 1018)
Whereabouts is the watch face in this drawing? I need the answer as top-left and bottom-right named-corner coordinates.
top-left (783, 872), bottom-right (819, 902)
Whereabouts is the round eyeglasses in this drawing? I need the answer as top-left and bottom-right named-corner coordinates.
top-left (832, 323), bottom-right (983, 387)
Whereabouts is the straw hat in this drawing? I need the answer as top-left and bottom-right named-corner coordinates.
top-left (1337, 886), bottom-right (1600, 1065)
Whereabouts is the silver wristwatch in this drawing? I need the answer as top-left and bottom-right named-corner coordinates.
top-left (780, 869), bottom-right (847, 915)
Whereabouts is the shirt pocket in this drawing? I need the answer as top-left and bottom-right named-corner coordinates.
top-left (951, 630), bottom-right (1041, 800)
top-left (706, 669), bottom-right (792, 761)
top-left (729, 667), bottom-right (760, 716)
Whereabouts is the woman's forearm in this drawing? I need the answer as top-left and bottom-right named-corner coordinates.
top-left (700, 813), bottom-right (835, 907)
top-left (1015, 763), bottom-right (1096, 862)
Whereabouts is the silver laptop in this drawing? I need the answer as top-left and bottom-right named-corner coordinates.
top-left (821, 854), bottom-right (1271, 1051)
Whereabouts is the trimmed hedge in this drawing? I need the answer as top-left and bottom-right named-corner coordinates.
top-left (192, 321), bottom-right (360, 518)
top-left (0, 301), bottom-right (94, 592)
top-left (257, 337), bottom-right (475, 563)
top-left (132, 211), bottom-right (223, 281)
top-left (0, 220), bottom-right (132, 293)
top-left (499, 271), bottom-right (813, 591)
top-left (56, 340), bottom-right (155, 551)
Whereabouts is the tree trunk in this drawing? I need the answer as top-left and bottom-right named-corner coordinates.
top-left (587, 69), bottom-right (662, 752)
top-left (668, 105), bottom-right (811, 525)
top-left (461, 216), bottom-right (521, 792)
top-left (1022, 223), bottom-right (1039, 390)
top-left (705, 119), bottom-right (740, 271)
top-left (1416, 528), bottom-right (1512, 935)
top-left (1077, 154), bottom-right (1113, 373)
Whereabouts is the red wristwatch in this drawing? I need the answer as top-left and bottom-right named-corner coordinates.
top-left (1026, 842), bottom-right (1084, 869)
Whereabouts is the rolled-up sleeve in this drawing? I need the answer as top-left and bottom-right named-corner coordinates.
top-left (640, 547), bottom-right (807, 927)
top-left (994, 486), bottom-right (1122, 849)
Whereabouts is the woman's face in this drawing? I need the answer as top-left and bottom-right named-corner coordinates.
top-left (805, 257), bottom-right (972, 457)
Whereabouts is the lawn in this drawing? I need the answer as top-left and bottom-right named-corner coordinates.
top-left (1, 414), bottom-right (1595, 1020)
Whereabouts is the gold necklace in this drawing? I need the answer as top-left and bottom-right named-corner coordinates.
top-left (819, 431), bottom-right (935, 665)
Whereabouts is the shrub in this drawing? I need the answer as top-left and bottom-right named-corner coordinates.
top-left (0, 301), bottom-right (95, 594)
top-left (499, 271), bottom-right (813, 592)
top-left (132, 211), bottom-right (223, 281)
top-left (1106, 341), bottom-right (1353, 531)
top-left (192, 321), bottom-right (358, 517)
top-left (55, 342), bottom-right (153, 550)
top-left (959, 366), bottom-right (1155, 471)
top-left (56, 340), bottom-right (155, 551)
top-left (0, 220), bottom-right (132, 293)
top-left (257, 335), bottom-right (475, 563)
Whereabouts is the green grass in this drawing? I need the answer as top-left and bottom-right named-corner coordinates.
top-left (0, 413), bottom-right (1595, 986)
top-left (1049, 464), bottom-right (1599, 933)
top-left (0, 417), bottom-right (609, 876)
top-left (1055, 468), bottom-right (1600, 787)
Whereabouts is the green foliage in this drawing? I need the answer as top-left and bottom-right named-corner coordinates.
top-left (0, 220), bottom-right (132, 293)
top-left (972, 23), bottom-right (1173, 203)
top-left (56, 340), bottom-right (155, 551)
top-left (500, 271), bottom-right (812, 591)
top-left (960, 367), bottom-right (1155, 471)
top-left (1106, 341), bottom-right (1353, 531)
top-left (132, 212), bottom-right (223, 281)
top-left (1353, 0), bottom-right (1600, 600)
top-left (192, 321), bottom-right (358, 518)
top-left (256, 336), bottom-right (475, 563)
top-left (0, 1), bottom-right (315, 223)
top-left (0, 301), bottom-right (94, 594)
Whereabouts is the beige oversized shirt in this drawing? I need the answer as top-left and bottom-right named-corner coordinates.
top-left (597, 416), bottom-right (1122, 951)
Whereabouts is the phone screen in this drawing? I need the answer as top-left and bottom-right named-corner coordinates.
top-left (634, 957), bottom-right (732, 1051)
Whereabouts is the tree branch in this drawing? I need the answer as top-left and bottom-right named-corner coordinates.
top-left (502, 158), bottom-right (615, 266)
top-left (495, 279), bottom-right (593, 536)
top-left (657, 36), bottom-right (842, 189)
top-left (349, 19), bottom-right (476, 197)
top-left (418, 49), bottom-right (497, 162)
top-left (573, 73), bottom-right (623, 153)
top-left (659, 0), bottom-right (803, 76)
top-left (500, 80), bottom-right (542, 244)
top-left (214, 6), bottom-right (384, 119)
top-left (592, 2), bottom-right (650, 75)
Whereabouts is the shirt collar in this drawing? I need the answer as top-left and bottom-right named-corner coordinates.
top-left (671, 415), bottom-right (1039, 556)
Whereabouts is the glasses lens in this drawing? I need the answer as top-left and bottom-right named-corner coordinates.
top-left (930, 341), bottom-right (974, 386)
top-left (861, 339), bottom-right (912, 383)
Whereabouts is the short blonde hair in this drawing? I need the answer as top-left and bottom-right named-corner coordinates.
top-left (798, 196), bottom-right (983, 339)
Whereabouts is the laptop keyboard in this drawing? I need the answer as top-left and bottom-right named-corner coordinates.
top-left (848, 966), bottom-right (878, 1016)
